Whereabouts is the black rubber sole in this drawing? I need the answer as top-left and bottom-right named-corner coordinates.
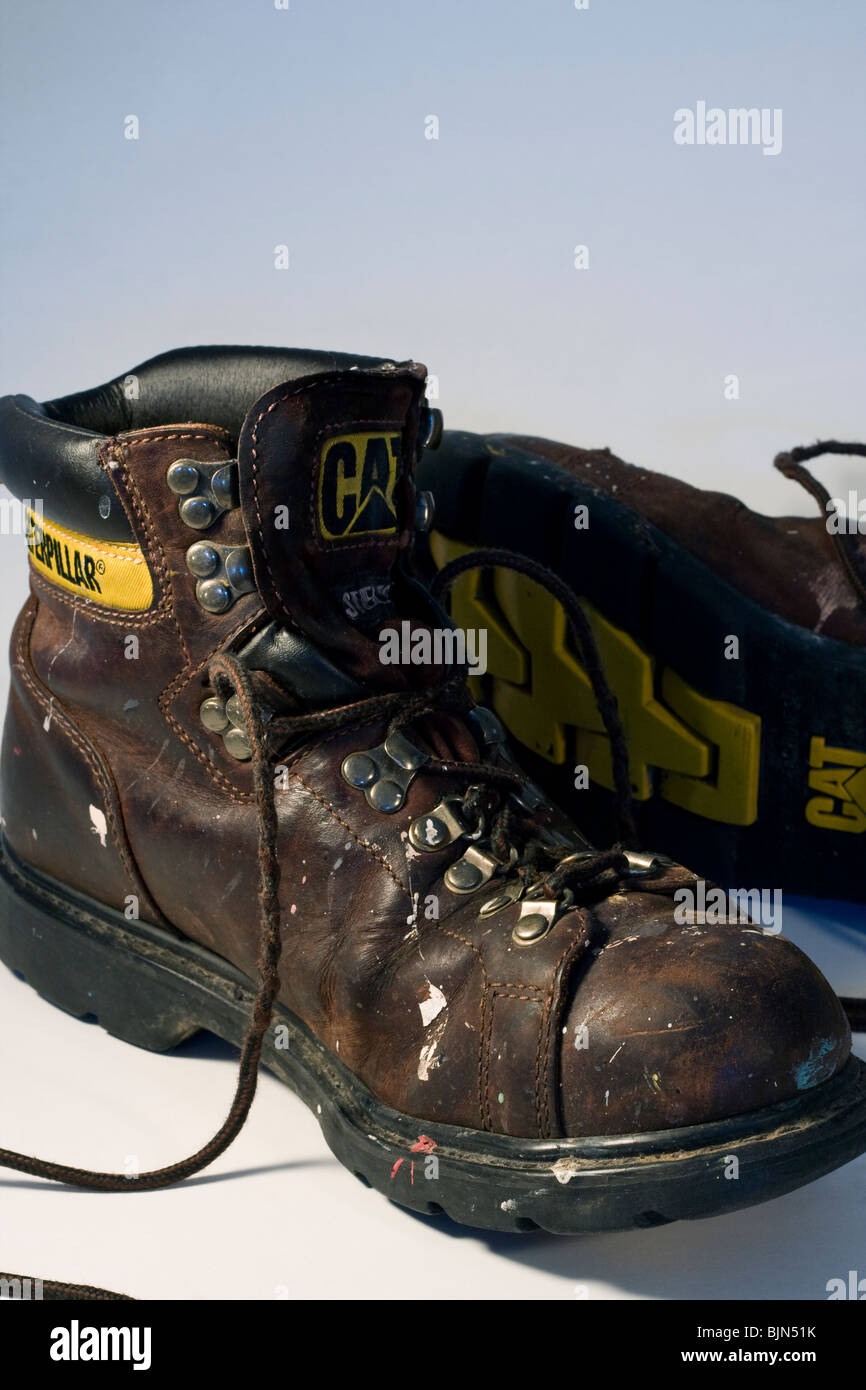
top-left (2, 838), bottom-right (866, 1235)
top-left (418, 432), bottom-right (866, 904)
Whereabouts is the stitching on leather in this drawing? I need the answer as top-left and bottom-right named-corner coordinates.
top-left (13, 601), bottom-right (150, 908)
top-left (432, 920), bottom-right (488, 987)
top-left (114, 430), bottom-right (261, 802)
top-left (109, 443), bottom-right (191, 665)
top-left (25, 443), bottom-right (171, 628)
top-left (30, 530), bottom-right (149, 563)
top-left (537, 914), bottom-right (592, 1139)
top-left (422, 917), bottom-right (488, 1128)
top-left (106, 433), bottom-right (232, 652)
top-left (157, 613), bottom-right (259, 804)
top-left (483, 987), bottom-right (546, 1135)
top-left (483, 973), bottom-right (544, 1134)
top-left (290, 769), bottom-right (410, 898)
top-left (116, 430), bottom-right (232, 447)
top-left (29, 571), bottom-right (168, 628)
top-left (534, 994), bottom-right (549, 1136)
top-left (25, 444), bottom-right (172, 629)
top-left (479, 988), bottom-right (496, 1129)
top-left (249, 383), bottom-right (328, 625)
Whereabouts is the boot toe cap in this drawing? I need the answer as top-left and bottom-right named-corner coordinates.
top-left (560, 913), bottom-right (850, 1136)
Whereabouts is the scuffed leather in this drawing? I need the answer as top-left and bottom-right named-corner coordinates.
top-left (510, 434), bottom-right (866, 647)
top-left (0, 382), bottom-right (852, 1141)
top-left (236, 365), bottom-right (427, 683)
top-left (0, 347), bottom-right (415, 543)
top-left (0, 395), bottom-right (134, 542)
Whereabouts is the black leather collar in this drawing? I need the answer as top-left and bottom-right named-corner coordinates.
top-left (0, 345), bottom-right (404, 540)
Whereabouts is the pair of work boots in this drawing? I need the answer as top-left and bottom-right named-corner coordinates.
top-left (0, 346), bottom-right (864, 1282)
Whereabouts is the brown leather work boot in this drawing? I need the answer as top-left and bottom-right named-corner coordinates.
top-left (0, 347), bottom-right (864, 1241)
top-left (418, 432), bottom-right (866, 903)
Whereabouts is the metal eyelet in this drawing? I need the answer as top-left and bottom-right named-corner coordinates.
top-left (341, 735), bottom-right (428, 813)
top-left (512, 898), bottom-right (558, 946)
top-left (443, 845), bottom-right (499, 894)
top-left (414, 490), bottom-right (435, 533)
top-left (511, 887), bottom-right (574, 946)
top-left (168, 458), bottom-right (240, 531)
top-left (468, 705), bottom-right (506, 747)
top-left (420, 407), bottom-right (443, 450)
top-left (623, 850), bottom-right (672, 877)
top-left (199, 696), bottom-right (229, 733)
top-left (479, 880), bottom-right (524, 918)
top-left (408, 798), bottom-right (467, 852)
top-left (198, 691), bottom-right (270, 762)
top-left (186, 541), bottom-right (256, 614)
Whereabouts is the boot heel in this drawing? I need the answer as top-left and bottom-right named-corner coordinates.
top-left (0, 840), bottom-right (207, 1052)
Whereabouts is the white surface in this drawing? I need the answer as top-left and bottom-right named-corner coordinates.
top-left (1, 0), bottom-right (865, 518)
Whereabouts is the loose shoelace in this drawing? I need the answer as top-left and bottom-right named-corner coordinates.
top-left (256, 548), bottom-right (641, 900)
top-left (774, 440), bottom-right (866, 606)
top-left (0, 654), bottom-right (280, 1298)
top-left (0, 544), bottom-right (862, 1298)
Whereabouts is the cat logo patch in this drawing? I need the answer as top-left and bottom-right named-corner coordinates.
top-left (805, 736), bottom-right (866, 834)
top-left (317, 432), bottom-right (401, 541)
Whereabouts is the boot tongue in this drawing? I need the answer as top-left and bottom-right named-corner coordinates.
top-left (237, 364), bottom-right (429, 686)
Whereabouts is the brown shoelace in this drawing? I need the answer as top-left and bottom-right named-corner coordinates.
top-left (774, 440), bottom-right (866, 606)
top-left (0, 547), bottom-right (861, 1298)
top-left (0, 653), bottom-right (281, 1299)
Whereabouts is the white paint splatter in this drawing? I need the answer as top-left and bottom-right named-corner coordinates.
top-left (401, 828), bottom-right (421, 863)
top-left (813, 567), bottom-right (858, 632)
top-left (89, 805), bottom-right (107, 847)
top-left (419, 981), bottom-right (447, 1026)
top-left (418, 1014), bottom-right (448, 1081)
top-left (552, 1157), bottom-right (583, 1185)
top-left (418, 1040), bottom-right (439, 1081)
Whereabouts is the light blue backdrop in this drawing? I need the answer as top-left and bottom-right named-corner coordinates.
top-left (1, 0), bottom-right (863, 509)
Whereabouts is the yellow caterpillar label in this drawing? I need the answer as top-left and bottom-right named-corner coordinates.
top-left (26, 511), bottom-right (153, 611)
top-left (805, 736), bottom-right (866, 834)
top-left (317, 431), bottom-right (401, 541)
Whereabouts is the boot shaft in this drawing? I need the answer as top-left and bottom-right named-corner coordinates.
top-left (0, 347), bottom-right (435, 922)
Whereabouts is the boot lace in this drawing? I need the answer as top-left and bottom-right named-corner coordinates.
top-left (774, 440), bottom-right (866, 606)
top-left (1, 546), bottom-right (861, 1298)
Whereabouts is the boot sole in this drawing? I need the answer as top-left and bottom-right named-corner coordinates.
top-left (418, 434), bottom-right (866, 903)
top-left (2, 837), bottom-right (865, 1235)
